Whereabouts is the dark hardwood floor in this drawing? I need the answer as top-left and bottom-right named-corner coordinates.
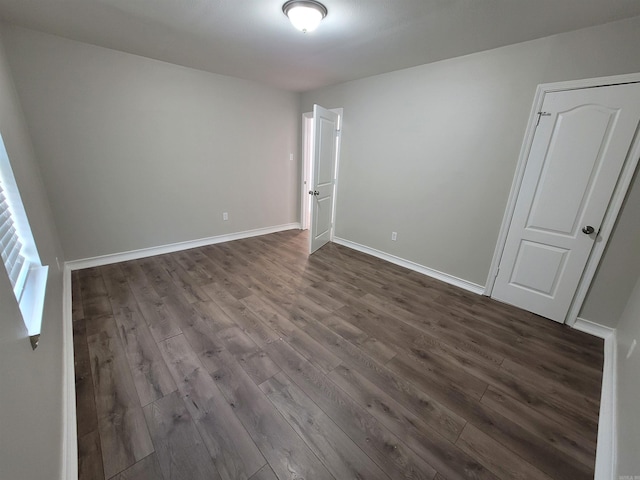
top-left (72, 230), bottom-right (603, 480)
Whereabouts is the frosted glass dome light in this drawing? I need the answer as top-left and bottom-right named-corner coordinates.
top-left (283, 1), bottom-right (327, 33)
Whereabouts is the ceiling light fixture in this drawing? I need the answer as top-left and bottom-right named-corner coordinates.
top-left (282, 0), bottom-right (327, 33)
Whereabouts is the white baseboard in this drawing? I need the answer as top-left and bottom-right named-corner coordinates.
top-left (332, 236), bottom-right (485, 295)
top-left (61, 265), bottom-right (78, 480)
top-left (574, 317), bottom-right (617, 480)
top-left (573, 317), bottom-right (615, 340)
top-left (65, 223), bottom-right (301, 271)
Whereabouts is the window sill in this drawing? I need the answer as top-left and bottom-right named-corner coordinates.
top-left (19, 264), bottom-right (49, 350)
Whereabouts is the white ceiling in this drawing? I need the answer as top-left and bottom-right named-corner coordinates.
top-left (0, 0), bottom-right (639, 92)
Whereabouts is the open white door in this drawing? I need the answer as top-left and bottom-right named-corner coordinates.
top-left (492, 82), bottom-right (640, 322)
top-left (309, 105), bottom-right (340, 254)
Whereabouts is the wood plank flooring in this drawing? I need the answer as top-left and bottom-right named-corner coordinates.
top-left (73, 230), bottom-right (603, 480)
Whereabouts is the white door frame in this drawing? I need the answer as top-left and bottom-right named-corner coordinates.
top-left (485, 72), bottom-right (640, 326)
top-left (330, 108), bottom-right (343, 242)
top-left (300, 112), bottom-right (313, 230)
top-left (300, 108), bottom-right (343, 240)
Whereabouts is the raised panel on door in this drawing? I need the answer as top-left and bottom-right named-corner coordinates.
top-left (526, 105), bottom-right (618, 236)
top-left (493, 82), bottom-right (640, 322)
top-left (317, 117), bottom-right (336, 187)
top-left (313, 196), bottom-right (332, 239)
top-left (509, 240), bottom-right (570, 296)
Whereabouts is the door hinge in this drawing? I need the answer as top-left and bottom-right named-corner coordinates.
top-left (536, 111), bottom-right (551, 127)
top-left (494, 267), bottom-right (500, 279)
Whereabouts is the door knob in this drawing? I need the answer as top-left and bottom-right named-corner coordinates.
top-left (308, 190), bottom-right (319, 196)
top-left (582, 225), bottom-right (595, 235)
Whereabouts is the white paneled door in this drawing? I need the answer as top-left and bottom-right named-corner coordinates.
top-left (493, 82), bottom-right (640, 322)
top-left (309, 105), bottom-right (340, 254)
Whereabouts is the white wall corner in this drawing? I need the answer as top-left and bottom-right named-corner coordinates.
top-left (61, 265), bottom-right (78, 480)
top-left (332, 237), bottom-right (485, 295)
top-left (573, 317), bottom-right (617, 480)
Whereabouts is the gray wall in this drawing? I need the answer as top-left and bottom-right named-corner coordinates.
top-left (302, 16), bottom-right (640, 323)
top-left (581, 167), bottom-right (640, 327)
top-left (1, 25), bottom-right (301, 261)
top-left (616, 273), bottom-right (640, 478)
top-left (0, 24), bottom-right (66, 480)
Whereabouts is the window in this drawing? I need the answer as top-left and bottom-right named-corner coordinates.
top-left (0, 133), bottom-right (48, 349)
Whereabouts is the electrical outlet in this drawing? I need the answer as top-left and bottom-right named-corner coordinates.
top-left (223, 212), bottom-right (229, 221)
top-left (627, 339), bottom-right (637, 359)
top-left (290, 153), bottom-right (294, 161)
top-left (391, 232), bottom-right (397, 241)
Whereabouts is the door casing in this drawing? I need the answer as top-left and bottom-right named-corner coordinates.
top-left (485, 72), bottom-right (640, 327)
top-left (300, 112), bottom-right (313, 231)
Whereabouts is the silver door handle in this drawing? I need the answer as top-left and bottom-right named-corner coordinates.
top-left (582, 225), bottom-right (595, 235)
top-left (308, 190), bottom-right (319, 196)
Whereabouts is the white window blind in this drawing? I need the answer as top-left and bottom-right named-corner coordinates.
top-left (0, 181), bottom-right (29, 299)
top-left (0, 131), bottom-right (49, 350)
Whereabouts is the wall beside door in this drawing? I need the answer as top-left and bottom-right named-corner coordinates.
top-left (615, 272), bottom-right (640, 478)
top-left (1, 24), bottom-right (301, 261)
top-left (301, 15), bottom-right (640, 326)
top-left (580, 167), bottom-right (640, 328)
